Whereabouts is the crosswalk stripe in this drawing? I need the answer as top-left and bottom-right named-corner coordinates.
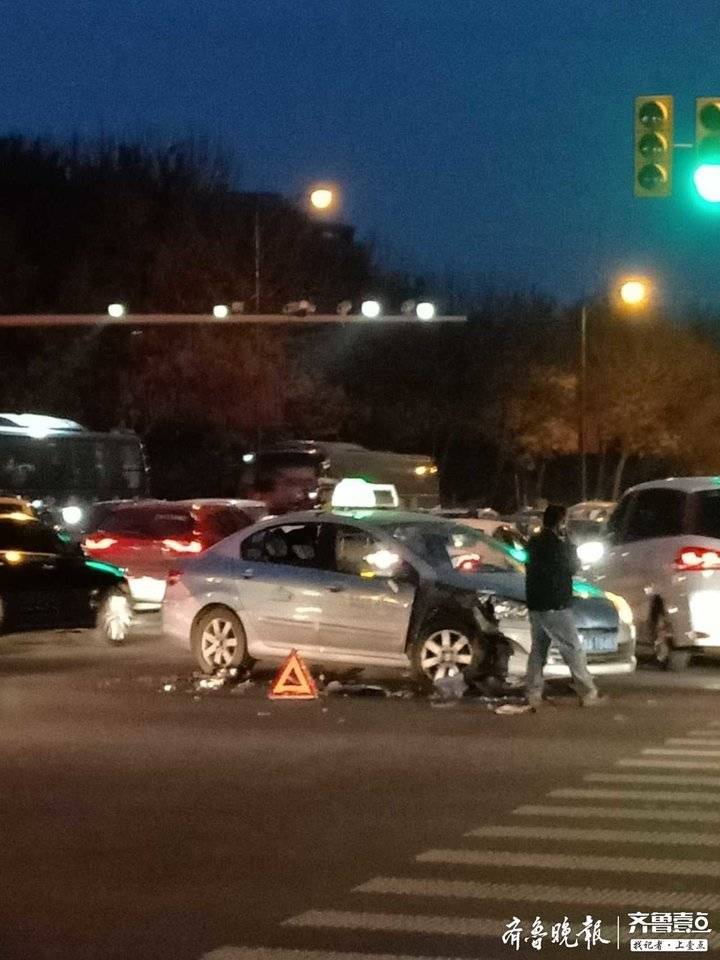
top-left (643, 748), bottom-right (720, 757)
top-left (284, 910), bottom-right (521, 937)
top-left (667, 739), bottom-right (720, 747)
top-left (617, 758), bottom-right (720, 770)
top-left (585, 772), bottom-right (720, 787)
top-left (465, 824), bottom-right (720, 847)
top-left (284, 911), bottom-right (692, 948)
top-left (685, 730), bottom-right (720, 737)
top-left (354, 876), bottom-right (720, 910)
top-left (513, 804), bottom-right (720, 822)
top-left (549, 787), bottom-right (719, 804)
top-left (416, 848), bottom-right (720, 877)
top-left (201, 949), bottom-right (467, 960)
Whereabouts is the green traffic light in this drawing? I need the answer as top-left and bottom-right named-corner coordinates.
top-left (693, 164), bottom-right (720, 203)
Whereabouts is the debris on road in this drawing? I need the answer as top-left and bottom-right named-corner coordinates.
top-left (494, 703), bottom-right (534, 716)
top-left (431, 673), bottom-right (468, 701)
top-left (159, 668), bottom-right (254, 696)
top-left (323, 680), bottom-right (389, 697)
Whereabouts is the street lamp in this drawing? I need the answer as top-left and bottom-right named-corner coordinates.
top-left (361, 300), bottom-right (382, 318)
top-left (579, 278), bottom-right (653, 500)
top-left (309, 186), bottom-right (335, 211)
top-left (212, 304), bottom-right (229, 318)
top-left (107, 303), bottom-right (126, 318)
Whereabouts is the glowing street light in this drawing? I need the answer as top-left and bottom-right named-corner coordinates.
top-left (212, 304), bottom-right (229, 318)
top-left (619, 279), bottom-right (649, 306)
top-left (107, 303), bottom-right (126, 318)
top-left (416, 302), bottom-right (436, 321)
top-left (309, 186), bottom-right (335, 211)
top-left (361, 300), bottom-right (382, 319)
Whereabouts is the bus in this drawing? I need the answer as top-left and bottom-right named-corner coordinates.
top-left (246, 440), bottom-right (440, 510)
top-left (0, 414), bottom-right (149, 529)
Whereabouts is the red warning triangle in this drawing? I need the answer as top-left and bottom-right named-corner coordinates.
top-left (268, 649), bottom-right (318, 700)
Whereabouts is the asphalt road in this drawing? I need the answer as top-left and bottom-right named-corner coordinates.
top-left (2, 626), bottom-right (720, 960)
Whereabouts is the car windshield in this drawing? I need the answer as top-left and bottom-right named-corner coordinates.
top-left (383, 520), bottom-right (524, 574)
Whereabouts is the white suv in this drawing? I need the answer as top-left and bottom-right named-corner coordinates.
top-left (592, 477), bottom-right (720, 670)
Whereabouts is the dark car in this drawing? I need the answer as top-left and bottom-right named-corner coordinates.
top-left (0, 514), bottom-right (131, 644)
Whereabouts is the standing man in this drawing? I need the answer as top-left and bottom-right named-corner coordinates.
top-left (525, 503), bottom-right (604, 707)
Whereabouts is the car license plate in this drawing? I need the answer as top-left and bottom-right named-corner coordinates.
top-left (581, 632), bottom-right (618, 654)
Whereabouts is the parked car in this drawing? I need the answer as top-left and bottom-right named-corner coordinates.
top-left (567, 500), bottom-right (616, 549)
top-left (431, 508), bottom-right (528, 561)
top-left (163, 510), bottom-right (635, 684)
top-left (589, 478), bottom-right (720, 670)
top-left (83, 499), bottom-right (265, 609)
top-left (0, 496), bottom-right (36, 518)
top-left (0, 513), bottom-right (130, 643)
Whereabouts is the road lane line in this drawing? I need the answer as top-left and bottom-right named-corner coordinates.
top-left (549, 787), bottom-right (719, 804)
top-left (616, 758), bottom-right (720, 770)
top-left (202, 950), bottom-right (468, 960)
top-left (513, 804), bottom-right (720, 822)
top-left (284, 910), bottom-right (524, 937)
top-left (686, 730), bottom-right (720, 737)
top-left (354, 877), bottom-right (720, 910)
top-left (667, 739), bottom-right (720, 747)
top-left (584, 772), bottom-right (720, 786)
top-left (642, 748), bottom-right (720, 757)
top-left (415, 848), bottom-right (720, 877)
top-left (464, 824), bottom-right (720, 847)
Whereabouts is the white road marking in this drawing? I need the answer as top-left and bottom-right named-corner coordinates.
top-left (284, 910), bottom-right (523, 937)
top-left (667, 739), bottom-right (720, 747)
top-left (584, 772), bottom-right (720, 787)
top-left (549, 787), bottom-right (719, 804)
top-left (416, 848), bottom-right (720, 877)
top-left (513, 803), bottom-right (720, 822)
top-left (202, 950), bottom-right (467, 960)
top-left (643, 748), bottom-right (720, 757)
top-left (465, 824), bottom-right (720, 847)
top-left (686, 730), bottom-right (720, 737)
top-left (617, 758), bottom-right (720, 770)
top-left (354, 876), bottom-right (720, 910)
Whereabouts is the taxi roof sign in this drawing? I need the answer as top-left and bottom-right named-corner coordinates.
top-left (331, 477), bottom-right (400, 509)
top-left (268, 649), bottom-right (318, 700)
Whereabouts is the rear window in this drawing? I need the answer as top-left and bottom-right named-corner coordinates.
top-left (99, 508), bottom-right (192, 539)
top-left (690, 490), bottom-right (720, 539)
top-left (0, 520), bottom-right (63, 553)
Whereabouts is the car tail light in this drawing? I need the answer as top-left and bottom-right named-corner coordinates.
top-left (162, 538), bottom-right (203, 554)
top-left (84, 536), bottom-right (117, 550)
top-left (674, 546), bottom-right (720, 571)
top-left (167, 568), bottom-right (182, 587)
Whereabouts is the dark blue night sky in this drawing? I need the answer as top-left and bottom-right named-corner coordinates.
top-left (2, 0), bottom-right (719, 306)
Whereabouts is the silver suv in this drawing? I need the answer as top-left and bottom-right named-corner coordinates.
top-left (592, 477), bottom-right (720, 670)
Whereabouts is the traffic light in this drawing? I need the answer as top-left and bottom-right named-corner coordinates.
top-left (694, 98), bottom-right (720, 202)
top-left (634, 95), bottom-right (673, 197)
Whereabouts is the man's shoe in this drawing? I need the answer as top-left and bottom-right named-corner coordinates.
top-left (580, 692), bottom-right (608, 707)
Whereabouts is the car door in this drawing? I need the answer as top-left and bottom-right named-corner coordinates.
top-left (236, 521), bottom-right (334, 655)
top-left (316, 523), bottom-right (416, 660)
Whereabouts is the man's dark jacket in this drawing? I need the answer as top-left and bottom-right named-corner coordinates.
top-left (525, 528), bottom-right (578, 611)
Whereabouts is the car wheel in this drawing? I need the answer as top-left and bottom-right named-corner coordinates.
top-left (93, 587), bottom-right (132, 646)
top-left (192, 607), bottom-right (249, 674)
top-left (410, 617), bottom-right (486, 685)
top-left (652, 607), bottom-right (691, 671)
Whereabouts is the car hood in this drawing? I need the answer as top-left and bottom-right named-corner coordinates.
top-left (436, 569), bottom-right (618, 629)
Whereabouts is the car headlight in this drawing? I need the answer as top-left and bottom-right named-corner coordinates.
top-left (62, 505), bottom-right (84, 526)
top-left (577, 539), bottom-right (605, 565)
top-left (605, 591), bottom-right (634, 627)
top-left (490, 597), bottom-right (529, 620)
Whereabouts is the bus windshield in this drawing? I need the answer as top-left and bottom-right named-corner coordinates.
top-left (0, 432), bottom-right (146, 500)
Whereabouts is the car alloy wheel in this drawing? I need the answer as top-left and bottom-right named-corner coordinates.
top-left (652, 608), bottom-right (691, 671)
top-left (419, 628), bottom-right (475, 681)
top-left (200, 616), bottom-right (240, 670)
